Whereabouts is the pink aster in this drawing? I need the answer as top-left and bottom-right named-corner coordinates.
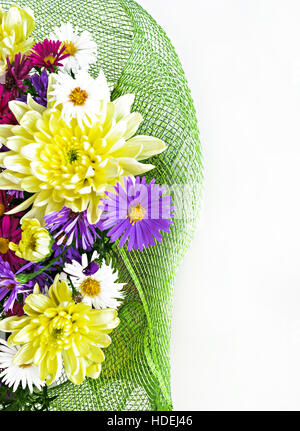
top-left (0, 215), bottom-right (26, 271)
top-left (0, 85), bottom-right (17, 125)
top-left (29, 39), bottom-right (70, 72)
top-left (4, 53), bottom-right (32, 99)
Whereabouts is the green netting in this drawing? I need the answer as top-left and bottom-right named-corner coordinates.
top-left (1, 0), bottom-right (202, 411)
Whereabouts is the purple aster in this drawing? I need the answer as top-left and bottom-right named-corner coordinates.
top-left (44, 207), bottom-right (101, 251)
top-left (30, 69), bottom-right (48, 107)
top-left (50, 242), bottom-right (82, 269)
top-left (100, 176), bottom-right (175, 251)
top-left (0, 256), bottom-right (24, 312)
top-left (20, 262), bottom-right (53, 296)
top-left (17, 69), bottom-right (48, 107)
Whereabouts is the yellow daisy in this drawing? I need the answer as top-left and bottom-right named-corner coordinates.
top-left (0, 275), bottom-right (120, 386)
top-left (0, 93), bottom-right (166, 224)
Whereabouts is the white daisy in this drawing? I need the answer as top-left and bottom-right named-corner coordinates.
top-left (50, 22), bottom-right (97, 73)
top-left (0, 339), bottom-right (45, 393)
top-left (63, 251), bottom-right (125, 309)
top-left (48, 69), bottom-right (110, 127)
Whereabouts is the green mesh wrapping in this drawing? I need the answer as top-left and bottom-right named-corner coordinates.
top-left (2, 0), bottom-right (202, 411)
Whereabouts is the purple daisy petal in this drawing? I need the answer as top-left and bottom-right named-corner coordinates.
top-left (83, 261), bottom-right (100, 276)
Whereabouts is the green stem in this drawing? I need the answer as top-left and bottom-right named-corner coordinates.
top-left (16, 247), bottom-right (71, 283)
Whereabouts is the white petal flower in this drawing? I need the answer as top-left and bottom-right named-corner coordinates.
top-left (50, 22), bottom-right (97, 73)
top-left (63, 252), bottom-right (125, 309)
top-left (48, 70), bottom-right (110, 127)
top-left (0, 339), bottom-right (45, 393)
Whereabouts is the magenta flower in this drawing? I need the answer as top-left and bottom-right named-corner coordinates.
top-left (0, 85), bottom-right (10, 110)
top-left (0, 191), bottom-right (13, 217)
top-left (0, 85), bottom-right (17, 125)
top-left (4, 53), bottom-right (32, 98)
top-left (29, 39), bottom-right (70, 72)
top-left (0, 191), bottom-right (24, 217)
top-left (5, 300), bottom-right (25, 317)
top-left (100, 176), bottom-right (174, 251)
top-left (0, 215), bottom-right (26, 271)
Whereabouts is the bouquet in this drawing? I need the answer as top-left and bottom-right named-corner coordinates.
top-left (0, 0), bottom-right (202, 411)
top-left (0, 3), bottom-right (176, 410)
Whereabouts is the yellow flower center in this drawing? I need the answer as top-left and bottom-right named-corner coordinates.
top-left (69, 87), bottom-right (89, 106)
top-left (63, 40), bottom-right (77, 56)
top-left (29, 237), bottom-right (37, 251)
top-left (43, 309), bottom-right (76, 351)
top-left (0, 203), bottom-right (5, 216)
top-left (128, 203), bottom-right (146, 224)
top-left (67, 148), bottom-right (79, 163)
top-left (41, 309), bottom-right (80, 354)
top-left (80, 278), bottom-right (101, 297)
top-left (0, 237), bottom-right (9, 254)
top-left (61, 140), bottom-right (84, 167)
top-left (19, 230), bottom-right (38, 252)
top-left (43, 55), bottom-right (56, 65)
top-left (32, 129), bottom-right (102, 196)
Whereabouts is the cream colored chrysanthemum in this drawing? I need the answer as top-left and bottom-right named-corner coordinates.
top-left (9, 218), bottom-right (52, 263)
top-left (0, 5), bottom-right (35, 74)
top-left (0, 277), bottom-right (120, 386)
top-left (0, 93), bottom-right (166, 224)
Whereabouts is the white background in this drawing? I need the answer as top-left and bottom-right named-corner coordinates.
top-left (138, 0), bottom-right (300, 411)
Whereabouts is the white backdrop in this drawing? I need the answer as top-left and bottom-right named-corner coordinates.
top-left (138, 0), bottom-right (300, 411)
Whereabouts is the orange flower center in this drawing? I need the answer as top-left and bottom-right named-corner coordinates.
top-left (0, 203), bottom-right (5, 216)
top-left (63, 40), bottom-right (77, 56)
top-left (128, 203), bottom-right (146, 224)
top-left (69, 87), bottom-right (88, 106)
top-left (43, 55), bottom-right (57, 65)
top-left (0, 237), bottom-right (9, 254)
top-left (80, 278), bottom-right (101, 297)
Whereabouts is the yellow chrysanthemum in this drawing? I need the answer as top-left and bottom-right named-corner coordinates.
top-left (0, 5), bottom-right (35, 73)
top-left (0, 275), bottom-right (120, 385)
top-left (9, 218), bottom-right (52, 262)
top-left (0, 92), bottom-right (166, 224)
